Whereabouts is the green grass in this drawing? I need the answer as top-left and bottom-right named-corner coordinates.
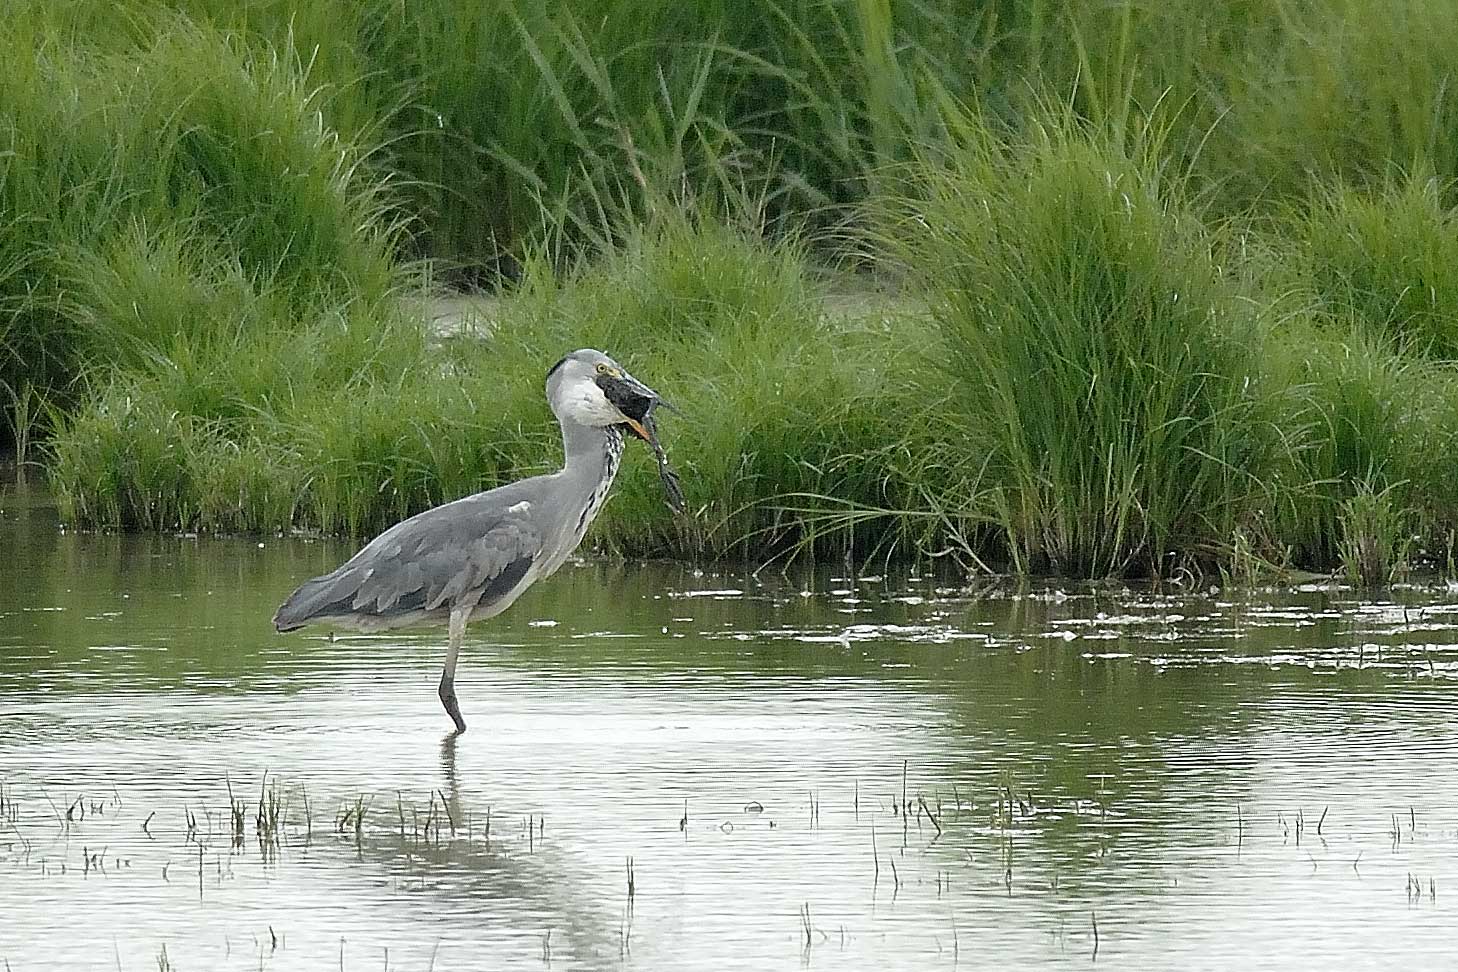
top-left (1281, 174), bottom-right (1458, 357)
top-left (1256, 174), bottom-right (1458, 568)
top-left (16, 0), bottom-right (1458, 579)
top-left (461, 210), bottom-right (917, 560)
top-left (7, 12), bottom-right (428, 535)
top-left (11, 0), bottom-right (1458, 272)
top-left (50, 204), bottom-right (915, 561)
top-left (0, 10), bottom-right (410, 447)
top-left (873, 108), bottom-right (1277, 576)
top-left (1260, 322), bottom-right (1422, 567)
top-left (1214, 0), bottom-right (1458, 207)
top-left (1338, 481), bottom-right (1413, 586)
top-left (16, 0), bottom-right (943, 274)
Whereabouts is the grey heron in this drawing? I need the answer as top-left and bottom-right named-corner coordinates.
top-left (272, 349), bottom-right (682, 734)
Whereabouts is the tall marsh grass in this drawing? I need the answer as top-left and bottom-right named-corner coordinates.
top-left (1283, 175), bottom-right (1458, 357)
top-left (1254, 173), bottom-right (1458, 568)
top-left (0, 13), bottom-right (409, 444)
top-left (45, 0), bottom-right (944, 273)
top-left (1339, 482), bottom-right (1413, 587)
top-left (52, 205), bottom-right (911, 561)
top-left (1270, 325), bottom-right (1458, 569)
top-left (877, 111), bottom-right (1274, 575)
top-left (12, 0), bottom-right (1458, 270)
top-left (16, 0), bottom-right (1458, 579)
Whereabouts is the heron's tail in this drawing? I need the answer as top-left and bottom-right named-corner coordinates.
top-left (273, 572), bottom-right (353, 631)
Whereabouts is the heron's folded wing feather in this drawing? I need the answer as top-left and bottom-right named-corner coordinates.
top-left (274, 504), bottom-right (541, 629)
top-left (354, 507), bottom-right (541, 614)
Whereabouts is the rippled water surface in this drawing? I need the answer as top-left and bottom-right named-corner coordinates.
top-left (3, 478), bottom-right (1458, 970)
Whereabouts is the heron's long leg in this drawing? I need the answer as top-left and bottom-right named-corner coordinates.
top-left (439, 608), bottom-right (468, 734)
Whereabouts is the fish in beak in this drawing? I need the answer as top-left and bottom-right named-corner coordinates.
top-left (597, 371), bottom-right (659, 442)
top-left (596, 369), bottom-right (686, 513)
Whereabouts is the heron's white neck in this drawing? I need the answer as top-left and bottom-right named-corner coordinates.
top-left (559, 419), bottom-right (625, 538)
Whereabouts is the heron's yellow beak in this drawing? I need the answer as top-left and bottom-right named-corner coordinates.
top-left (624, 417), bottom-right (651, 442)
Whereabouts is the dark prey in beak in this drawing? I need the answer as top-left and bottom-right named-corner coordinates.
top-left (598, 373), bottom-right (657, 440)
top-left (637, 406), bottom-right (685, 513)
top-left (597, 371), bottom-right (686, 514)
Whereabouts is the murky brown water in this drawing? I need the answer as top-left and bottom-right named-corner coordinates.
top-left (3, 477), bottom-right (1457, 970)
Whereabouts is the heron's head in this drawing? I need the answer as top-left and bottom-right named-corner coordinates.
top-left (545, 348), bottom-right (665, 440)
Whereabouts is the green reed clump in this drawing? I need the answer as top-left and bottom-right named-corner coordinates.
top-left (368, 0), bottom-right (962, 269)
top-left (877, 109), bottom-right (1275, 576)
top-left (959, 0), bottom-right (1458, 216)
top-left (275, 369), bottom-right (533, 538)
top-left (339, 0), bottom-right (950, 266)
top-left (1260, 323), bottom-right (1423, 566)
top-left (1338, 481), bottom-right (1412, 586)
top-left (1250, 345), bottom-right (1458, 579)
top-left (1256, 169), bottom-right (1458, 568)
top-left (13, 0), bottom-right (1458, 290)
top-left (50, 376), bottom-right (205, 531)
top-left (49, 279), bottom-right (450, 535)
top-left (28, 15), bottom-right (429, 530)
top-left (7, 0), bottom-right (953, 276)
top-left (1, 12), bottom-right (409, 448)
top-left (52, 317), bottom-right (512, 537)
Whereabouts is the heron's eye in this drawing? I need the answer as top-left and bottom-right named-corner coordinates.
top-left (596, 363), bottom-right (610, 375)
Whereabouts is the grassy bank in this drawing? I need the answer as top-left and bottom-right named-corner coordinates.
top-left (49, 205), bottom-right (915, 561)
top-left (9, 2), bottom-right (1458, 577)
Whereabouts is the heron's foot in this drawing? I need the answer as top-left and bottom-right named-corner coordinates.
top-left (438, 678), bottom-right (467, 734)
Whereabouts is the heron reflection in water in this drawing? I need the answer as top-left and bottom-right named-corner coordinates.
top-left (273, 349), bottom-right (684, 733)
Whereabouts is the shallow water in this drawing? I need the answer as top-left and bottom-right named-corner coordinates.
top-left (3, 479), bottom-right (1457, 971)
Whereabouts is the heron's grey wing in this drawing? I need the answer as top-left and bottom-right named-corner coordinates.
top-left (273, 504), bottom-right (541, 631)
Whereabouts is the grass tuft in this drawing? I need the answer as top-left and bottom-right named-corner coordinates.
top-left (875, 106), bottom-right (1274, 576)
top-left (1339, 482), bottom-right (1412, 587)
